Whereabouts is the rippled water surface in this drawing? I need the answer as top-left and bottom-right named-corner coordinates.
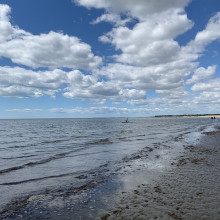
top-left (0, 117), bottom-right (216, 213)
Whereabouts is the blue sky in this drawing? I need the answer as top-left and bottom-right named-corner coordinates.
top-left (0, 0), bottom-right (220, 118)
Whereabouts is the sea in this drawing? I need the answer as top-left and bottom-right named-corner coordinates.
top-left (0, 117), bottom-right (218, 219)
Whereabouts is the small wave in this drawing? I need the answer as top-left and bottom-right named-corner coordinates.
top-left (74, 135), bottom-right (88, 139)
top-left (7, 143), bottom-right (37, 149)
top-left (117, 137), bottom-right (127, 140)
top-left (88, 138), bottom-right (113, 145)
top-left (130, 134), bottom-right (146, 138)
top-left (137, 134), bottom-right (145, 137)
top-left (0, 154), bottom-right (36, 160)
top-left (0, 146), bottom-right (90, 175)
top-left (119, 130), bottom-right (133, 134)
top-left (148, 132), bottom-right (163, 135)
top-left (118, 134), bottom-right (145, 139)
top-left (0, 140), bottom-right (22, 145)
top-left (0, 152), bottom-right (72, 175)
top-left (0, 171), bottom-right (80, 186)
top-left (40, 139), bottom-right (68, 144)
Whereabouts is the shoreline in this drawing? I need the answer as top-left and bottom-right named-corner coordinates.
top-left (100, 128), bottom-right (220, 219)
top-left (155, 114), bottom-right (220, 118)
top-left (2, 124), bottom-right (219, 220)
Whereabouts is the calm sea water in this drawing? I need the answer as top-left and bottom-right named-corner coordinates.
top-left (0, 117), bottom-right (217, 214)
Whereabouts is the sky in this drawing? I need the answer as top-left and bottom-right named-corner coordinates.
top-left (0, 0), bottom-right (220, 118)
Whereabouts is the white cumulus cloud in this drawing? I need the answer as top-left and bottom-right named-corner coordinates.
top-left (0, 4), bottom-right (102, 70)
top-left (186, 65), bottom-right (217, 84)
top-left (74, 0), bottom-right (190, 20)
top-left (191, 78), bottom-right (220, 92)
top-left (0, 4), bottom-right (28, 43)
top-left (91, 12), bottom-right (131, 27)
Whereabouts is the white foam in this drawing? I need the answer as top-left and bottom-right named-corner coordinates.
top-left (203, 124), bottom-right (218, 133)
top-left (184, 131), bottom-right (202, 146)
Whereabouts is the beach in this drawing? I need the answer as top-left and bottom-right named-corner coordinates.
top-left (100, 128), bottom-right (220, 220)
top-left (0, 118), bottom-right (219, 219)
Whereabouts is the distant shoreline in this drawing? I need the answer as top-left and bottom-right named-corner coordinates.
top-left (155, 114), bottom-right (220, 118)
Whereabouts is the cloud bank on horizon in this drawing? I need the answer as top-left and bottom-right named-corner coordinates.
top-left (0, 0), bottom-right (220, 117)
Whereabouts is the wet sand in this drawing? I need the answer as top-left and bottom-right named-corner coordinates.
top-left (100, 129), bottom-right (220, 220)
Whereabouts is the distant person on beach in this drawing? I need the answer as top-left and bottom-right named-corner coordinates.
top-left (125, 118), bottom-right (128, 123)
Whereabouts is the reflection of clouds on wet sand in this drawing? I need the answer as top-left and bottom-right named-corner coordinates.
top-left (101, 130), bottom-right (220, 220)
